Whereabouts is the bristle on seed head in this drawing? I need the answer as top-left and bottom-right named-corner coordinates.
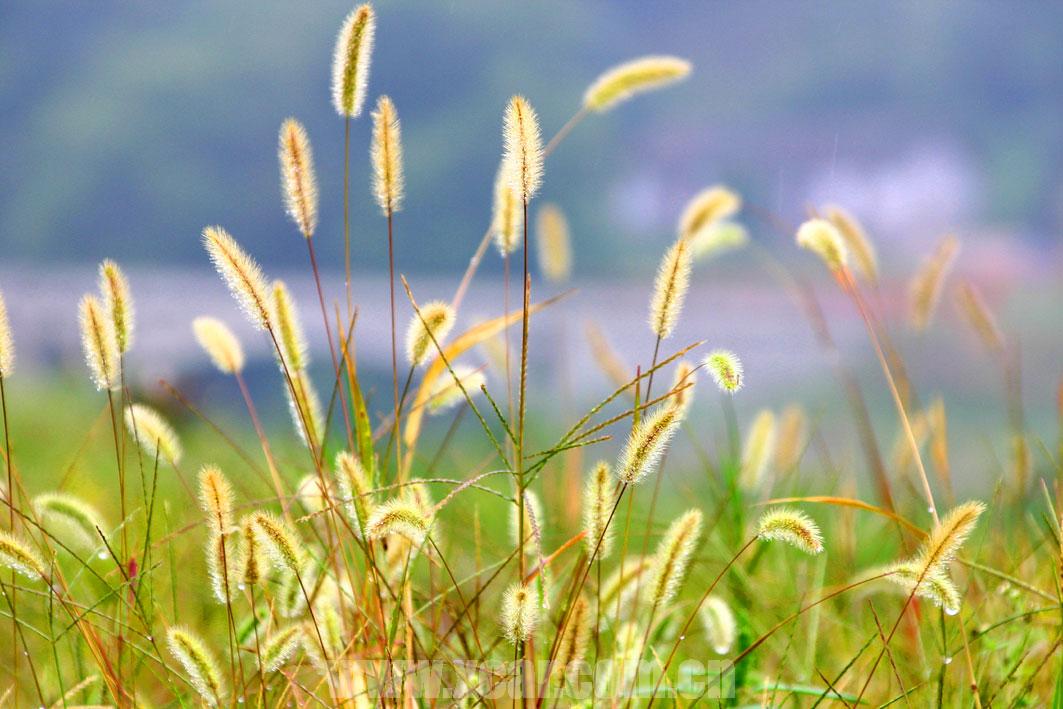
top-left (616, 403), bottom-right (683, 484)
top-left (502, 95), bottom-right (544, 203)
top-left (825, 205), bottom-right (877, 284)
top-left (648, 508), bottom-right (703, 606)
top-left (371, 95), bottom-right (405, 215)
top-left (405, 301), bottom-right (456, 366)
top-left (203, 226), bottom-right (273, 331)
top-left (272, 280), bottom-right (309, 373)
top-left (704, 349), bottom-right (743, 393)
top-left (536, 203), bottom-right (572, 283)
top-left (331, 4), bottom-right (375, 118)
top-left (79, 294), bottom-right (120, 391)
top-left (757, 507), bottom-right (823, 555)
top-left (679, 186), bottom-right (741, 239)
top-left (125, 403), bottom-right (182, 466)
top-left (648, 239), bottom-right (692, 340)
top-left (278, 118), bottom-right (318, 239)
top-left (192, 316), bottom-right (245, 375)
top-left (582, 461), bottom-right (614, 560)
top-left (500, 582), bottom-right (539, 644)
top-left (98, 259), bottom-right (135, 353)
top-left (584, 55), bottom-right (691, 113)
top-left (796, 218), bottom-right (848, 272)
top-left (365, 498), bottom-right (431, 542)
top-left (0, 289), bottom-right (14, 378)
top-left (909, 235), bottom-right (960, 332)
top-left (167, 627), bottom-right (225, 705)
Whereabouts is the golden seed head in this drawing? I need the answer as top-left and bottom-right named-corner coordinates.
top-left (585, 321), bottom-right (633, 392)
top-left (502, 95), bottom-right (544, 203)
top-left (582, 461), bottom-right (614, 560)
top-left (167, 627), bottom-right (225, 705)
top-left (205, 530), bottom-right (236, 604)
top-left (954, 281), bottom-right (1004, 353)
top-left (678, 185), bottom-right (742, 239)
top-left (371, 95), bottom-right (405, 215)
top-left (335, 450), bottom-right (374, 536)
top-left (238, 515), bottom-right (263, 587)
top-left (35, 492), bottom-right (105, 551)
top-left (197, 465), bottom-right (233, 534)
top-left (192, 316), bottom-right (245, 375)
top-left (909, 235), bottom-right (960, 332)
top-left (331, 4), bottom-right (375, 118)
top-left (98, 259), bottom-right (135, 353)
top-left (599, 556), bottom-right (654, 614)
top-left (286, 370), bottom-right (324, 449)
top-left (704, 349), bottom-right (743, 393)
top-left (775, 404), bottom-right (808, 472)
top-left (252, 511), bottom-right (304, 575)
top-left (701, 596), bottom-right (737, 655)
top-left (0, 530), bottom-right (47, 581)
top-left (294, 474), bottom-right (331, 515)
top-left (739, 409), bottom-right (776, 491)
top-left (427, 364), bottom-right (485, 414)
top-left (203, 226), bottom-right (273, 330)
top-left (261, 625), bottom-right (304, 673)
top-left (125, 403), bottom-right (182, 466)
top-left (0, 288), bottom-right (14, 378)
top-left (796, 218), bottom-right (849, 272)
top-left (552, 595), bottom-right (591, 682)
top-left (648, 508), bottom-right (703, 607)
top-left (669, 360), bottom-right (697, 414)
top-left (616, 403), bottom-right (683, 484)
top-left (278, 118), bottom-right (319, 239)
top-left (689, 221), bottom-right (749, 262)
top-left (272, 280), bottom-right (309, 372)
top-left (405, 300), bottom-right (456, 366)
top-left (887, 562), bottom-right (961, 615)
top-left (648, 238), bottom-right (692, 340)
top-left (757, 507), bottom-right (823, 555)
top-left (917, 500), bottom-right (985, 573)
top-left (500, 582), bottom-right (539, 644)
top-left (78, 294), bottom-right (120, 391)
top-left (825, 205), bottom-right (878, 284)
top-left (491, 161), bottom-right (521, 255)
top-left (536, 203), bottom-right (572, 283)
top-left (583, 55), bottom-right (691, 113)
top-left (365, 497), bottom-right (431, 542)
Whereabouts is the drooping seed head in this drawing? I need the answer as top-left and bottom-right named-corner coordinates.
top-left (739, 409), bottom-right (776, 491)
top-left (331, 4), bottom-right (375, 118)
top-left (371, 95), bottom-right (405, 216)
top-left (909, 235), bottom-right (960, 332)
top-left (700, 596), bottom-right (737, 655)
top-left (796, 218), bottom-right (848, 272)
top-left (492, 161), bottom-right (520, 256)
top-left (825, 205), bottom-right (878, 284)
top-left (648, 239), bottom-right (692, 340)
top-left (252, 512), bottom-right (304, 575)
top-left (668, 360), bottom-right (697, 414)
top-left (689, 221), bottom-right (749, 262)
top-left (272, 280), bottom-right (309, 372)
top-left (125, 403), bottom-right (182, 466)
top-left (647, 508), bottom-right (703, 607)
top-left (260, 624), bottom-right (304, 673)
top-left (278, 118), bottom-right (319, 239)
top-left (405, 300), bottom-right (456, 366)
top-left (203, 226), bottom-right (273, 330)
top-left (79, 294), bottom-right (120, 391)
top-left (536, 203), bottom-right (572, 283)
top-left (286, 370), bottom-right (323, 449)
top-left (167, 627), bottom-right (224, 705)
top-left (757, 507), bottom-right (823, 555)
top-left (502, 95), bottom-right (544, 203)
top-left (500, 582), bottom-right (539, 644)
top-left (616, 403), bottom-right (683, 484)
top-left (192, 316), bottom-right (245, 374)
top-left (678, 185), bottom-right (742, 239)
top-left (704, 349), bottom-right (743, 393)
top-left (954, 281), bottom-right (1004, 353)
top-left (583, 55), bottom-right (691, 112)
top-left (916, 500), bottom-right (985, 573)
top-left (365, 497), bottom-right (431, 542)
top-left (35, 492), bottom-right (105, 551)
top-left (334, 450), bottom-right (373, 537)
top-left (427, 364), bottom-right (485, 414)
top-left (197, 465), bottom-right (233, 534)
top-left (887, 561), bottom-right (961, 615)
top-left (98, 259), bottom-right (135, 353)
top-left (582, 461), bottom-right (614, 560)
top-left (0, 530), bottom-right (47, 581)
top-left (775, 404), bottom-right (808, 472)
top-left (0, 289), bottom-right (12, 378)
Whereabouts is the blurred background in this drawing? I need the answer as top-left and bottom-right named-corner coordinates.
top-left (1, 1), bottom-right (1061, 491)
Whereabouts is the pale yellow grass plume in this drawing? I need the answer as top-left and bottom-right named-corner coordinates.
top-left (98, 259), bottom-right (134, 353)
top-left (427, 364), bottom-right (485, 413)
top-left (0, 530), bottom-right (47, 580)
top-left (536, 203), bottom-right (572, 283)
top-left (125, 403), bottom-right (182, 466)
top-left (669, 360), bottom-right (697, 414)
top-left (926, 397), bottom-right (951, 487)
top-left (585, 321), bottom-right (632, 392)
top-left (775, 404), bottom-right (808, 472)
top-left (552, 595), bottom-right (591, 682)
top-left (287, 371), bottom-right (324, 449)
top-left (252, 511), bottom-right (304, 575)
top-left (238, 515), bottom-right (263, 587)
top-left (371, 95), bottom-right (404, 215)
top-left (502, 95), bottom-right (544, 203)
top-left (825, 205), bottom-right (878, 284)
top-left (583, 55), bottom-right (691, 112)
top-left (167, 627), bottom-right (224, 705)
top-left (739, 409), bottom-right (776, 491)
top-left (690, 221), bottom-right (749, 262)
top-left (909, 235), bottom-right (959, 331)
top-left (205, 532), bottom-right (236, 604)
top-left (582, 461), bottom-right (614, 559)
top-left (678, 185), bottom-right (742, 240)
top-left (335, 450), bottom-right (373, 536)
top-left (0, 288), bottom-right (12, 377)
top-left (405, 300), bottom-right (456, 366)
top-left (260, 624), bottom-right (304, 673)
top-left (954, 280), bottom-right (1004, 353)
top-left (278, 118), bottom-right (319, 238)
top-left (916, 500), bottom-right (985, 573)
top-left (365, 497), bottom-right (431, 542)
top-left (647, 508), bottom-right (703, 607)
top-left (701, 596), bottom-right (737, 655)
top-left (500, 582), bottom-right (539, 644)
top-left (599, 556), bottom-right (653, 614)
top-left (616, 403), bottom-right (683, 484)
top-left (203, 226), bottom-right (273, 330)
top-left (796, 218), bottom-right (848, 273)
top-left (331, 3), bottom-right (375, 118)
top-left (294, 474), bottom-right (331, 515)
top-left (648, 238), bottom-right (692, 339)
top-left (35, 492), bottom-right (105, 551)
top-left (704, 349), bottom-right (743, 393)
top-left (757, 507), bottom-right (823, 555)
top-left (510, 489), bottom-right (544, 548)
top-left (192, 316), bottom-right (245, 375)
top-left (78, 294), bottom-right (119, 391)
top-left (886, 562), bottom-right (961, 615)
top-left (272, 280), bottom-right (309, 372)
top-left (198, 465), bottom-right (233, 534)
top-left (491, 161), bottom-right (520, 255)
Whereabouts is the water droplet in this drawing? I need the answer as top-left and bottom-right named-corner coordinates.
top-left (237, 583), bottom-right (246, 591)
top-left (237, 698), bottom-right (245, 704)
top-left (945, 606), bottom-right (959, 616)
top-left (97, 551), bottom-right (108, 560)
top-left (146, 635), bottom-right (153, 641)
top-left (714, 645), bottom-right (729, 655)
top-left (943, 656), bottom-right (953, 665)
top-left (679, 635), bottom-right (685, 640)
top-left (927, 506), bottom-right (936, 514)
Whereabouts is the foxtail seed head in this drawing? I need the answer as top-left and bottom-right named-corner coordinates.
top-left (954, 281), bottom-right (1004, 353)
top-left (287, 370), bottom-right (323, 449)
top-left (669, 360), bottom-right (697, 415)
top-left (371, 95), bottom-right (404, 215)
top-left (203, 226), bottom-right (273, 330)
top-left (272, 280), bottom-right (309, 372)
top-left (616, 403), bottom-right (683, 484)
top-left (99, 259), bottom-right (134, 353)
top-left (500, 582), bottom-right (539, 644)
top-left (502, 95), bottom-right (544, 203)
top-left (331, 4), bottom-right (375, 118)
top-left (125, 404), bottom-right (182, 466)
top-left (0, 289), bottom-right (12, 377)
top-left (252, 512), bottom-right (304, 576)
top-left (775, 404), bottom-right (808, 472)
top-left (757, 507), bottom-right (823, 555)
top-left (679, 185), bottom-right (741, 239)
top-left (0, 530), bottom-right (47, 581)
top-left (260, 625), bottom-right (304, 673)
top-left (510, 489), bottom-right (544, 548)
top-left (909, 235), bottom-right (960, 332)
top-left (167, 627), bottom-right (224, 705)
top-left (278, 118), bottom-right (318, 239)
top-left (79, 294), bottom-right (120, 391)
top-left (198, 465), bottom-right (233, 534)
top-left (492, 162), bottom-right (520, 255)
top-left (690, 221), bottom-right (749, 262)
top-left (704, 349), bottom-right (743, 393)
top-left (916, 500), bottom-right (985, 573)
top-left (825, 205), bottom-right (877, 284)
top-left (887, 562), bottom-right (961, 615)
top-left (739, 409), bottom-right (776, 491)
top-left (583, 55), bottom-right (691, 112)
top-left (238, 515), bottom-right (263, 586)
top-left (192, 316), bottom-right (245, 374)
top-left (206, 531), bottom-right (235, 604)
top-left (796, 218), bottom-right (848, 272)
top-left (427, 365), bottom-right (485, 414)
top-left (648, 508), bottom-right (703, 607)
top-left (335, 450), bottom-right (373, 537)
top-left (552, 595), bottom-right (591, 682)
top-left (582, 461), bottom-right (614, 560)
top-left (35, 493), bottom-right (105, 551)
top-left (701, 596), bottom-right (737, 655)
top-left (365, 498), bottom-right (431, 542)
top-left (648, 238), bottom-right (692, 340)
top-left (405, 300), bottom-right (456, 366)
top-left (536, 203), bottom-right (572, 283)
